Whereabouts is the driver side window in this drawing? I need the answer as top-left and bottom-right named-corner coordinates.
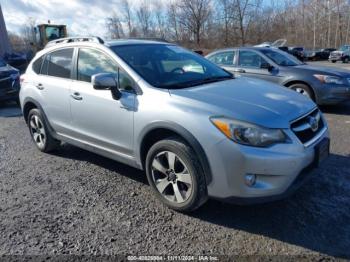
top-left (238, 51), bottom-right (266, 68)
top-left (77, 48), bottom-right (135, 92)
top-left (77, 48), bottom-right (117, 83)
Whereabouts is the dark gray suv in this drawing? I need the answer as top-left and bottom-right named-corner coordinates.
top-left (207, 47), bottom-right (350, 105)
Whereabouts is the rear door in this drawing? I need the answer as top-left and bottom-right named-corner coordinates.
top-left (35, 48), bottom-right (74, 134)
top-left (207, 50), bottom-right (236, 72)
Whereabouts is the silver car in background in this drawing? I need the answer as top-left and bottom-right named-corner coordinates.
top-left (20, 38), bottom-right (329, 212)
top-left (207, 47), bottom-right (350, 105)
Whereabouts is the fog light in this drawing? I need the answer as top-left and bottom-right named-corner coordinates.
top-left (245, 174), bottom-right (256, 186)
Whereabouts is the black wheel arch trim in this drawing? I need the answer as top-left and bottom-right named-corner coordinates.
top-left (137, 121), bottom-right (213, 185)
top-left (283, 80), bottom-right (317, 101)
top-left (22, 97), bottom-right (57, 136)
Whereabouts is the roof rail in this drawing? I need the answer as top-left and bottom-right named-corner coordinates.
top-left (45, 36), bottom-right (104, 48)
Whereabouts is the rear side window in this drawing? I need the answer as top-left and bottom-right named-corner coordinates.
top-left (208, 51), bottom-right (235, 65)
top-left (32, 56), bottom-right (43, 74)
top-left (77, 48), bottom-right (117, 82)
top-left (41, 55), bottom-right (49, 75)
top-left (47, 48), bottom-right (73, 79)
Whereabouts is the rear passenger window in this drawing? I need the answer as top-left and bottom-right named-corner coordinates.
top-left (41, 55), bottom-right (49, 75)
top-left (32, 56), bottom-right (43, 74)
top-left (47, 48), bottom-right (73, 79)
top-left (208, 51), bottom-right (235, 66)
top-left (77, 48), bottom-right (117, 82)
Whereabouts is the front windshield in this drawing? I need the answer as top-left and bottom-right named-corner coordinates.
top-left (261, 49), bottom-right (304, 66)
top-left (111, 44), bottom-right (232, 88)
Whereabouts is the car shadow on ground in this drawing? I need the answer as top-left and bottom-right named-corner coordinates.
top-left (0, 102), bottom-right (22, 117)
top-left (319, 101), bottom-right (350, 115)
top-left (190, 153), bottom-right (350, 259)
top-left (52, 143), bottom-right (350, 258)
top-left (53, 144), bottom-right (148, 185)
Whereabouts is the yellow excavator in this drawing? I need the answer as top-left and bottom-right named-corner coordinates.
top-left (34, 23), bottom-right (67, 49)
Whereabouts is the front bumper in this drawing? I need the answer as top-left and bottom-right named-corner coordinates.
top-left (206, 127), bottom-right (329, 203)
top-left (329, 56), bottom-right (343, 61)
top-left (0, 77), bottom-right (20, 102)
top-left (316, 84), bottom-right (350, 105)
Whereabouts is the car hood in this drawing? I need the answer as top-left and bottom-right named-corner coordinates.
top-left (0, 64), bottom-right (18, 72)
top-left (169, 77), bottom-right (316, 128)
top-left (292, 64), bottom-right (350, 77)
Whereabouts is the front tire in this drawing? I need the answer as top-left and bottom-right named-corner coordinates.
top-left (28, 108), bottom-right (60, 152)
top-left (331, 60), bottom-right (336, 63)
top-left (289, 83), bottom-right (315, 101)
top-left (145, 137), bottom-right (208, 212)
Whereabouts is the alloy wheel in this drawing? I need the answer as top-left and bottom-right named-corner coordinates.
top-left (295, 87), bottom-right (310, 98)
top-left (151, 151), bottom-right (193, 203)
top-left (29, 115), bottom-right (46, 149)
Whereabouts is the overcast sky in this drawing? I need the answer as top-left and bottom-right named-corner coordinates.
top-left (1, 0), bottom-right (144, 38)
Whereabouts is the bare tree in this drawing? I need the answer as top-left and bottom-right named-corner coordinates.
top-left (153, 1), bottom-right (166, 39)
top-left (120, 0), bottom-right (133, 36)
top-left (167, 2), bottom-right (180, 41)
top-left (104, 0), bottom-right (350, 50)
top-left (106, 13), bottom-right (125, 39)
top-left (137, 1), bottom-right (153, 37)
top-left (217, 0), bottom-right (235, 46)
top-left (177, 0), bottom-right (211, 47)
top-left (21, 17), bottom-right (36, 46)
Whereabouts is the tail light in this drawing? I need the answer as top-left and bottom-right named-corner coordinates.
top-left (20, 75), bottom-right (25, 84)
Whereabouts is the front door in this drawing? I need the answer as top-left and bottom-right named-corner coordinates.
top-left (236, 50), bottom-right (280, 84)
top-left (69, 48), bottom-right (135, 156)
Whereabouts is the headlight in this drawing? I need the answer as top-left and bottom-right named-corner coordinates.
top-left (314, 74), bottom-right (344, 85)
top-left (210, 117), bottom-right (287, 147)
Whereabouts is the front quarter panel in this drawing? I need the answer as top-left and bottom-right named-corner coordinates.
top-left (133, 81), bottom-right (227, 176)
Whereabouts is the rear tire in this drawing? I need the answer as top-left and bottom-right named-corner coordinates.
top-left (343, 57), bottom-right (349, 63)
top-left (28, 108), bottom-right (60, 152)
top-left (331, 60), bottom-right (336, 63)
top-left (145, 137), bottom-right (208, 212)
top-left (289, 83), bottom-right (315, 101)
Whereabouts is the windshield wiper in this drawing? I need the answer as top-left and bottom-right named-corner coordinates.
top-left (159, 75), bottom-right (234, 89)
top-left (200, 75), bottom-right (234, 84)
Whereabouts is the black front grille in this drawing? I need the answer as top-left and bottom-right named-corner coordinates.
top-left (291, 109), bottom-right (325, 144)
top-left (0, 71), bottom-right (11, 79)
top-left (0, 78), bottom-right (17, 96)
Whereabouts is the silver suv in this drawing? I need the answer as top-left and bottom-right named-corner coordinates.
top-left (20, 37), bottom-right (330, 212)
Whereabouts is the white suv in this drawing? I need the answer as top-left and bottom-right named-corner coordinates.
top-left (20, 37), bottom-right (329, 212)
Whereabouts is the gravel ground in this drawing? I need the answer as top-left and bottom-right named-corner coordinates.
top-left (0, 101), bottom-right (349, 259)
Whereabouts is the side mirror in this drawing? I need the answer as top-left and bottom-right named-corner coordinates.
top-left (92, 73), bottom-right (121, 100)
top-left (261, 62), bottom-right (274, 71)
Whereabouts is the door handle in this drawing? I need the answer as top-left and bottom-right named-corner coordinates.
top-left (71, 92), bottom-right (83, 100)
top-left (36, 83), bottom-right (44, 90)
top-left (120, 105), bottom-right (133, 110)
top-left (233, 69), bottom-right (246, 73)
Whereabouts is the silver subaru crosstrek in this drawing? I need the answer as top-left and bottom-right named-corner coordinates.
top-left (20, 37), bottom-right (330, 212)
